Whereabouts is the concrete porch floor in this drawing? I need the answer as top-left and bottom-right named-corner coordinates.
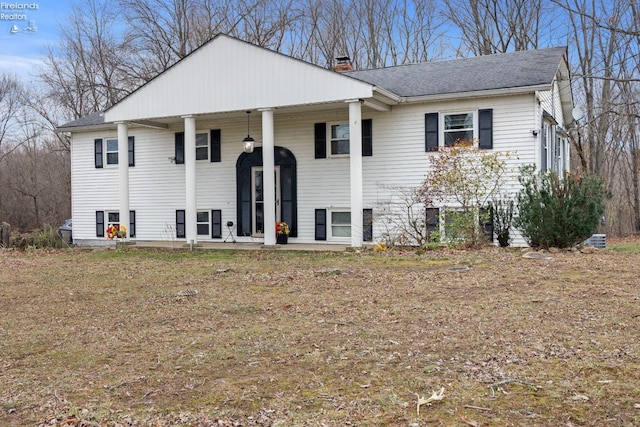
top-left (125, 240), bottom-right (352, 252)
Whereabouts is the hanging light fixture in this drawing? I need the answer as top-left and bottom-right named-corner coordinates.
top-left (243, 111), bottom-right (255, 153)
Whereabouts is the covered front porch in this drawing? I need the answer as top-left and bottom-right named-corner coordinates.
top-left (101, 35), bottom-right (398, 249)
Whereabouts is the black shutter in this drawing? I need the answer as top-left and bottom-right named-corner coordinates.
top-left (129, 210), bottom-right (136, 238)
top-left (128, 136), bottom-right (135, 167)
top-left (96, 211), bottom-right (105, 237)
top-left (362, 119), bottom-right (373, 157)
top-left (176, 210), bottom-right (186, 238)
top-left (426, 207), bottom-right (440, 235)
top-left (314, 123), bottom-right (327, 159)
top-left (280, 164), bottom-right (297, 237)
top-left (425, 113), bottom-right (439, 152)
top-left (212, 210), bottom-right (222, 238)
top-left (238, 168), bottom-right (252, 236)
top-left (478, 108), bottom-right (493, 149)
top-left (315, 209), bottom-right (327, 240)
top-left (363, 208), bottom-right (373, 241)
top-left (210, 129), bottom-right (221, 163)
top-left (480, 206), bottom-right (494, 242)
top-left (175, 132), bottom-right (185, 164)
top-left (94, 139), bottom-right (103, 168)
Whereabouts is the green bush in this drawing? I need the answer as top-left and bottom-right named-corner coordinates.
top-left (514, 166), bottom-right (610, 248)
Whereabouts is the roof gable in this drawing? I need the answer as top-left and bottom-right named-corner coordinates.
top-left (104, 35), bottom-right (374, 123)
top-left (347, 47), bottom-right (568, 98)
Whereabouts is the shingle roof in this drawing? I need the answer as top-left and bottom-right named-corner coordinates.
top-left (346, 47), bottom-right (567, 97)
top-left (57, 111), bottom-right (105, 129)
top-left (58, 46), bottom-right (567, 129)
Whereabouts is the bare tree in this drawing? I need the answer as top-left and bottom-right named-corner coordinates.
top-left (38, 0), bottom-right (139, 119)
top-left (443, 0), bottom-right (551, 55)
top-left (0, 73), bottom-right (24, 163)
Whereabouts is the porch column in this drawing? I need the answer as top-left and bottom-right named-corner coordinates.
top-left (116, 122), bottom-right (130, 237)
top-left (183, 115), bottom-right (197, 244)
top-left (348, 100), bottom-right (363, 248)
top-left (261, 108), bottom-right (276, 246)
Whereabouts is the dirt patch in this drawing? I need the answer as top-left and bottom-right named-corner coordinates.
top-left (0, 246), bottom-right (639, 426)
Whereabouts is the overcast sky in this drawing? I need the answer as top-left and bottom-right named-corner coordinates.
top-left (0, 1), bottom-right (73, 76)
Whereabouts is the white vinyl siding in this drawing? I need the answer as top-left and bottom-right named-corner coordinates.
top-left (104, 35), bottom-right (373, 123)
top-left (72, 93), bottom-right (543, 247)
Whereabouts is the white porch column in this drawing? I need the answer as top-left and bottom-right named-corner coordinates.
top-left (117, 122), bottom-right (130, 237)
top-left (261, 108), bottom-right (276, 246)
top-left (183, 115), bottom-right (197, 244)
top-left (348, 100), bottom-right (363, 248)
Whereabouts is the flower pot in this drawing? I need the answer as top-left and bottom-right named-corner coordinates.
top-left (276, 234), bottom-right (288, 244)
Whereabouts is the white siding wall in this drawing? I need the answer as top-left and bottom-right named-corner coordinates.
top-left (72, 93), bottom-right (539, 246)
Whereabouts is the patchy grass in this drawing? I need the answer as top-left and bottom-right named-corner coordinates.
top-left (1, 245), bottom-right (639, 426)
top-left (610, 242), bottom-right (640, 253)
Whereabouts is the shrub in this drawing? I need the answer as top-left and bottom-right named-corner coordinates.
top-left (425, 144), bottom-right (512, 247)
top-left (491, 197), bottom-right (515, 247)
top-left (514, 166), bottom-right (610, 248)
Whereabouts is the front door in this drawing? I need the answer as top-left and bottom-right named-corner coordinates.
top-left (251, 166), bottom-right (281, 236)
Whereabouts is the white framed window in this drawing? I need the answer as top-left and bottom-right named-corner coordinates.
top-left (330, 210), bottom-right (351, 239)
top-left (197, 211), bottom-right (210, 235)
top-left (196, 132), bottom-right (209, 161)
top-left (443, 112), bottom-right (475, 147)
top-left (107, 211), bottom-right (120, 228)
top-left (329, 123), bottom-right (350, 156)
top-left (106, 138), bottom-right (119, 165)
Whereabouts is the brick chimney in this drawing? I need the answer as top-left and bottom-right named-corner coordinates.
top-left (334, 56), bottom-right (354, 72)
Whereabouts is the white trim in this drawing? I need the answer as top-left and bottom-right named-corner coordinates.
top-left (117, 122), bottom-right (130, 236)
top-left (403, 84), bottom-right (551, 104)
top-left (105, 138), bottom-right (119, 166)
top-left (184, 116), bottom-right (197, 244)
top-left (327, 121), bottom-right (350, 157)
top-left (195, 131), bottom-right (210, 161)
top-left (441, 110), bottom-right (477, 147)
top-left (349, 100), bottom-right (363, 247)
top-left (262, 108), bottom-right (276, 245)
top-left (196, 210), bottom-right (210, 236)
top-left (328, 208), bottom-right (352, 242)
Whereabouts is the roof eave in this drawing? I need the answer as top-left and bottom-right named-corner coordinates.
top-left (56, 122), bottom-right (114, 132)
top-left (400, 84), bottom-right (552, 104)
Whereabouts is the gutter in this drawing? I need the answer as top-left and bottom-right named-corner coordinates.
top-left (398, 84), bottom-right (552, 104)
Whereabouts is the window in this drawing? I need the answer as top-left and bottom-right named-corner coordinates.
top-left (197, 211), bottom-right (210, 235)
top-left (106, 139), bottom-right (119, 165)
top-left (94, 137), bottom-right (135, 167)
top-left (444, 113), bottom-right (474, 146)
top-left (436, 208), bottom-right (493, 244)
top-left (107, 211), bottom-right (120, 228)
top-left (426, 207), bottom-right (440, 236)
top-left (315, 120), bottom-right (372, 158)
top-left (330, 123), bottom-right (350, 155)
top-left (196, 133), bottom-right (209, 160)
top-left (331, 211), bottom-right (351, 238)
top-left (425, 109), bottom-right (492, 151)
top-left (175, 130), bottom-right (221, 163)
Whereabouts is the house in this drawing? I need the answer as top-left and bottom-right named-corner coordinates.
top-left (58, 34), bottom-right (574, 248)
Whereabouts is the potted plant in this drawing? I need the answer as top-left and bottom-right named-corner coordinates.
top-left (106, 224), bottom-right (127, 240)
top-left (275, 221), bottom-right (290, 244)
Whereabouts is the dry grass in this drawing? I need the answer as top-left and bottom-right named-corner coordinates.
top-left (1, 244), bottom-right (639, 426)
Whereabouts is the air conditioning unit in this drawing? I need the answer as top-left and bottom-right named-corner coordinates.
top-left (584, 234), bottom-right (606, 249)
